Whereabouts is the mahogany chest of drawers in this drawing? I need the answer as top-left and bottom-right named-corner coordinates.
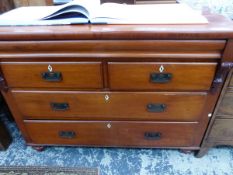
top-left (0, 13), bottom-right (233, 155)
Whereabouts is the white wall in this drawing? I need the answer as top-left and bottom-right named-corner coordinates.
top-left (180, 0), bottom-right (233, 19)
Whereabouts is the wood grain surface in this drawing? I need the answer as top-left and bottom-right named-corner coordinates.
top-left (24, 120), bottom-right (199, 147)
top-left (0, 14), bottom-right (232, 40)
top-left (12, 90), bottom-right (207, 121)
top-left (1, 62), bottom-right (103, 89)
top-left (108, 62), bottom-right (217, 90)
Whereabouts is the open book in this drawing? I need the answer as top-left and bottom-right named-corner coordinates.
top-left (0, 0), bottom-right (208, 26)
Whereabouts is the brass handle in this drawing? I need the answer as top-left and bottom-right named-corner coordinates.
top-left (144, 132), bottom-right (161, 140)
top-left (150, 73), bottom-right (172, 83)
top-left (147, 103), bottom-right (166, 113)
top-left (58, 131), bottom-right (76, 139)
top-left (41, 72), bottom-right (62, 82)
top-left (51, 102), bottom-right (69, 111)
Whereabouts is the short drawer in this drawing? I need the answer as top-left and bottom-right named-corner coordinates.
top-left (108, 62), bottom-right (217, 90)
top-left (1, 62), bottom-right (103, 89)
top-left (24, 120), bottom-right (198, 147)
top-left (12, 90), bottom-right (207, 122)
top-left (217, 91), bottom-right (233, 117)
top-left (208, 119), bottom-right (233, 142)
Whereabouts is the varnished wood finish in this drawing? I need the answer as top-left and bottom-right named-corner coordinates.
top-left (24, 120), bottom-right (198, 147)
top-left (1, 62), bottom-right (103, 89)
top-left (0, 12), bottom-right (233, 154)
top-left (223, 40), bottom-right (233, 62)
top-left (0, 40), bottom-right (225, 53)
top-left (108, 62), bottom-right (217, 90)
top-left (0, 14), bottom-right (232, 40)
top-left (0, 40), bottom-right (224, 60)
top-left (12, 90), bottom-right (207, 121)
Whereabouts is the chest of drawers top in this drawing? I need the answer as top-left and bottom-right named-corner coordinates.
top-left (0, 13), bottom-right (231, 63)
top-left (0, 13), bottom-right (232, 40)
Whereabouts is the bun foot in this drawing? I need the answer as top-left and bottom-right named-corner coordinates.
top-left (180, 149), bottom-right (193, 154)
top-left (195, 147), bottom-right (210, 158)
top-left (31, 146), bottom-right (45, 152)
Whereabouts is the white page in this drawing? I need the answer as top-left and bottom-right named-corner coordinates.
top-left (43, 0), bottom-right (100, 20)
top-left (0, 18), bottom-right (89, 26)
top-left (0, 0), bottom-right (100, 23)
top-left (91, 3), bottom-right (208, 24)
top-left (0, 6), bottom-right (61, 21)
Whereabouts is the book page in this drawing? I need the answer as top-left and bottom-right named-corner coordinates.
top-left (0, 6), bottom-right (61, 21)
top-left (43, 0), bottom-right (101, 20)
top-left (0, 0), bottom-right (100, 25)
top-left (90, 3), bottom-right (208, 24)
top-left (0, 18), bottom-right (89, 26)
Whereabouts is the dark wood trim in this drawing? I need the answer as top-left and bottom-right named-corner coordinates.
top-left (0, 121), bottom-right (12, 150)
top-left (196, 68), bottom-right (233, 157)
top-left (223, 40), bottom-right (233, 62)
top-left (0, 65), bottom-right (8, 92)
top-left (0, 0), bottom-right (14, 13)
top-left (1, 90), bottom-right (31, 143)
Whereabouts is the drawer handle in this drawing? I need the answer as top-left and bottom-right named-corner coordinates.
top-left (58, 131), bottom-right (76, 139)
top-left (150, 73), bottom-right (172, 83)
top-left (147, 103), bottom-right (166, 112)
top-left (41, 72), bottom-right (62, 82)
top-left (51, 102), bottom-right (69, 111)
top-left (144, 132), bottom-right (161, 140)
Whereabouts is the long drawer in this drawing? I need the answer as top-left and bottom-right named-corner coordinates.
top-left (1, 62), bottom-right (103, 89)
top-left (12, 90), bottom-right (207, 121)
top-left (108, 62), bottom-right (217, 90)
top-left (24, 120), bottom-right (198, 147)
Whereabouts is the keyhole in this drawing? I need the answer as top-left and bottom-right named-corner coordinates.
top-left (159, 65), bottom-right (164, 73)
top-left (48, 65), bottom-right (53, 72)
top-left (107, 123), bottom-right (111, 128)
top-left (105, 95), bottom-right (109, 101)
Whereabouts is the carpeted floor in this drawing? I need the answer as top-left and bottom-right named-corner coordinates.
top-left (0, 115), bottom-right (233, 175)
top-left (0, 166), bottom-right (98, 175)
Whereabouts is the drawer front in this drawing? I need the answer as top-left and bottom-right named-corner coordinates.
top-left (1, 62), bottom-right (103, 89)
top-left (208, 119), bottom-right (233, 141)
top-left (24, 120), bottom-right (198, 147)
top-left (108, 62), bottom-right (217, 90)
top-left (217, 91), bottom-right (233, 117)
top-left (12, 90), bottom-right (207, 121)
